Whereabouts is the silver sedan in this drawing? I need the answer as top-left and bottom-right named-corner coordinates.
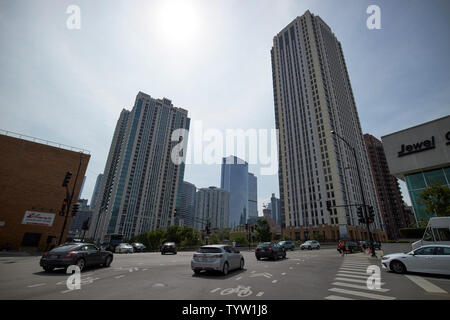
top-left (191, 245), bottom-right (244, 275)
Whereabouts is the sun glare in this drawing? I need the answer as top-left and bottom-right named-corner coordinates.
top-left (155, 0), bottom-right (201, 48)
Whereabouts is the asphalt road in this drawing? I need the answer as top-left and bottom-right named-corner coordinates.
top-left (0, 244), bottom-right (449, 300)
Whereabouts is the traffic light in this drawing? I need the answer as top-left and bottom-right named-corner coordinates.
top-left (357, 206), bottom-right (363, 218)
top-left (59, 198), bottom-right (68, 216)
top-left (245, 224), bottom-right (249, 231)
top-left (173, 209), bottom-right (177, 217)
top-left (62, 171), bottom-right (72, 187)
top-left (72, 202), bottom-right (80, 217)
top-left (368, 205), bottom-right (375, 218)
top-left (82, 218), bottom-right (90, 231)
top-left (326, 200), bottom-right (332, 212)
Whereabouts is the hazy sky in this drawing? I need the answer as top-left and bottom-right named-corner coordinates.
top-left (1, 0), bottom-right (449, 214)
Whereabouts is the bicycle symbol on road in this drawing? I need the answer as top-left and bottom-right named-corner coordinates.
top-left (220, 285), bottom-right (253, 297)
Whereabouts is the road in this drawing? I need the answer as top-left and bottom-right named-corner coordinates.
top-left (0, 244), bottom-right (449, 300)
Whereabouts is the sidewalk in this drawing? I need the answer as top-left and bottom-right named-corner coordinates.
top-left (351, 249), bottom-right (383, 260)
top-left (0, 250), bottom-right (42, 257)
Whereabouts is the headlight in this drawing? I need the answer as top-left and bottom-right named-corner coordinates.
top-left (381, 256), bottom-right (389, 260)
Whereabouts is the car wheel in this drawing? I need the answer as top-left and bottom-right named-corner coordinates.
top-left (308, 246), bottom-right (312, 250)
top-left (103, 256), bottom-right (112, 267)
top-left (194, 269), bottom-right (201, 275)
top-left (301, 247), bottom-right (304, 250)
top-left (283, 252), bottom-right (287, 259)
top-left (161, 252), bottom-right (165, 255)
top-left (222, 262), bottom-right (229, 275)
top-left (76, 258), bottom-right (86, 272)
top-left (390, 260), bottom-right (406, 274)
top-left (256, 256), bottom-right (260, 261)
top-left (43, 266), bottom-right (54, 272)
top-left (240, 259), bottom-right (245, 270)
top-left (317, 246), bottom-right (320, 250)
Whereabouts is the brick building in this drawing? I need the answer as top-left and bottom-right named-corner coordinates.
top-left (0, 131), bottom-right (90, 252)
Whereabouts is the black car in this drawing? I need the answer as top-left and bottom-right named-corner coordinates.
top-left (278, 240), bottom-right (295, 251)
top-left (255, 242), bottom-right (286, 260)
top-left (359, 240), bottom-right (381, 250)
top-left (131, 242), bottom-right (146, 252)
top-left (345, 241), bottom-right (363, 254)
top-left (161, 242), bottom-right (177, 255)
top-left (40, 243), bottom-right (113, 272)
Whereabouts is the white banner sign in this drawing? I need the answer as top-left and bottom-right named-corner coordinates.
top-left (22, 211), bottom-right (55, 227)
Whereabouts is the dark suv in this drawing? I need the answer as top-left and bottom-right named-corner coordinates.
top-left (161, 242), bottom-right (177, 255)
top-left (278, 240), bottom-right (295, 251)
top-left (255, 242), bottom-right (286, 260)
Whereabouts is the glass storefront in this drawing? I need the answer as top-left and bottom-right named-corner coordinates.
top-left (405, 167), bottom-right (450, 222)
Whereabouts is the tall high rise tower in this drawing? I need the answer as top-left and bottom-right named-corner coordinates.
top-left (271, 11), bottom-right (383, 238)
top-left (89, 92), bottom-right (190, 241)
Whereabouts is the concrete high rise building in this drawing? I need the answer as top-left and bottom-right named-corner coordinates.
top-left (271, 11), bottom-right (385, 241)
top-left (177, 181), bottom-right (196, 227)
top-left (90, 173), bottom-right (103, 210)
top-left (364, 134), bottom-right (409, 240)
top-left (194, 187), bottom-right (230, 231)
top-left (269, 193), bottom-right (281, 225)
top-left (221, 156), bottom-right (248, 228)
top-left (248, 173), bottom-right (258, 223)
top-left (88, 92), bottom-right (190, 242)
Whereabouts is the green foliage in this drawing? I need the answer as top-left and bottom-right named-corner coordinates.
top-left (254, 218), bottom-right (272, 242)
top-left (230, 233), bottom-right (248, 246)
top-left (312, 231), bottom-right (325, 242)
top-left (419, 184), bottom-right (450, 217)
top-left (215, 228), bottom-right (231, 241)
top-left (208, 233), bottom-right (220, 244)
top-left (399, 228), bottom-right (426, 239)
top-left (130, 226), bottom-right (201, 250)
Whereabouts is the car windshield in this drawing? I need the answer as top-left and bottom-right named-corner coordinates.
top-left (51, 245), bottom-right (80, 252)
top-left (258, 242), bottom-right (272, 248)
top-left (197, 247), bottom-right (222, 253)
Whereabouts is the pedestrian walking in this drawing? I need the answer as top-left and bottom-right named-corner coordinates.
top-left (338, 240), bottom-right (345, 257)
top-left (232, 240), bottom-right (236, 249)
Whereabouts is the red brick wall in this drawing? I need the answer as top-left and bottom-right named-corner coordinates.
top-left (0, 135), bottom-right (90, 252)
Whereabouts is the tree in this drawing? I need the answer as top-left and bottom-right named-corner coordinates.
top-left (419, 184), bottom-right (450, 217)
top-left (177, 226), bottom-right (201, 247)
top-left (254, 218), bottom-right (272, 242)
top-left (230, 233), bottom-right (248, 246)
top-left (215, 228), bottom-right (231, 241)
top-left (208, 233), bottom-right (220, 244)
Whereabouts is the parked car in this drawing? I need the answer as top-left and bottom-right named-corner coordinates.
top-left (191, 245), bottom-right (244, 275)
top-left (373, 241), bottom-right (382, 250)
top-left (115, 243), bottom-right (134, 253)
top-left (345, 241), bottom-right (363, 253)
top-left (278, 240), bottom-right (295, 251)
top-left (40, 243), bottom-right (113, 272)
top-left (161, 242), bottom-right (177, 255)
top-left (300, 240), bottom-right (320, 250)
top-left (359, 240), bottom-right (381, 250)
top-left (131, 243), bottom-right (146, 252)
top-left (255, 242), bottom-right (286, 260)
top-left (382, 245), bottom-right (450, 275)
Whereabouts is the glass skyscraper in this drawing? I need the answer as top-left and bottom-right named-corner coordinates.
top-left (221, 156), bottom-right (248, 228)
top-left (248, 172), bottom-right (258, 223)
top-left (88, 92), bottom-right (190, 242)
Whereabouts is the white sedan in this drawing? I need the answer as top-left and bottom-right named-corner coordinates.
top-left (381, 245), bottom-right (450, 275)
top-left (115, 243), bottom-right (134, 254)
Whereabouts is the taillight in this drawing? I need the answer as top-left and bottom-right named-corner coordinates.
top-left (172, 246), bottom-right (175, 249)
top-left (162, 246), bottom-right (165, 249)
top-left (42, 252), bottom-right (48, 257)
top-left (269, 248), bottom-right (273, 251)
top-left (212, 254), bottom-right (223, 258)
top-left (65, 252), bottom-right (76, 258)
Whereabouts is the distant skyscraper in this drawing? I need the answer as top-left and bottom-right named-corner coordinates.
top-left (221, 156), bottom-right (248, 228)
top-left (194, 187), bottom-right (230, 231)
top-left (88, 92), bottom-right (190, 241)
top-left (271, 11), bottom-right (383, 239)
top-left (69, 199), bottom-right (92, 235)
top-left (364, 134), bottom-right (408, 239)
top-left (248, 172), bottom-right (258, 222)
top-left (90, 173), bottom-right (103, 210)
top-left (269, 193), bottom-right (281, 225)
top-left (78, 176), bottom-right (86, 200)
top-left (178, 181), bottom-right (196, 227)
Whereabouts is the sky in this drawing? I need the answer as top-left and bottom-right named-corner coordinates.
top-left (1, 0), bottom-right (449, 215)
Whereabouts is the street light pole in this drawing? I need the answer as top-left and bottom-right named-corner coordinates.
top-left (331, 131), bottom-right (376, 257)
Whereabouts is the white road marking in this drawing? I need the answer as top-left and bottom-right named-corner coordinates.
top-left (336, 273), bottom-right (369, 279)
top-left (250, 273), bottom-right (272, 279)
top-left (405, 275), bottom-right (448, 293)
top-left (332, 282), bottom-right (390, 292)
top-left (142, 268), bottom-right (148, 271)
top-left (235, 276), bottom-right (242, 281)
top-left (338, 270), bottom-right (369, 276)
top-left (340, 266), bottom-right (368, 271)
top-left (115, 275), bottom-right (125, 279)
top-left (342, 264), bottom-right (371, 267)
top-left (328, 288), bottom-right (396, 300)
top-left (210, 288), bottom-right (221, 293)
top-left (281, 273), bottom-right (286, 276)
top-left (251, 271), bottom-right (256, 274)
top-left (256, 292), bottom-right (264, 297)
top-left (272, 280), bottom-right (278, 283)
top-left (28, 283), bottom-right (46, 288)
top-left (325, 295), bottom-right (354, 300)
top-left (61, 289), bottom-right (77, 294)
top-left (335, 277), bottom-right (385, 285)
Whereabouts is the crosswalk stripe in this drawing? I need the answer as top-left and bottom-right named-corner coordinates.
top-left (210, 288), bottom-right (221, 293)
top-left (342, 264), bottom-right (371, 267)
top-left (340, 266), bottom-right (368, 270)
top-left (335, 277), bottom-right (385, 285)
top-left (332, 282), bottom-right (390, 292)
top-left (405, 275), bottom-right (447, 293)
top-left (328, 288), bottom-right (395, 300)
top-left (325, 295), bottom-right (355, 300)
top-left (338, 269), bottom-right (368, 274)
top-left (336, 273), bottom-right (369, 279)
top-left (339, 268), bottom-right (369, 273)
